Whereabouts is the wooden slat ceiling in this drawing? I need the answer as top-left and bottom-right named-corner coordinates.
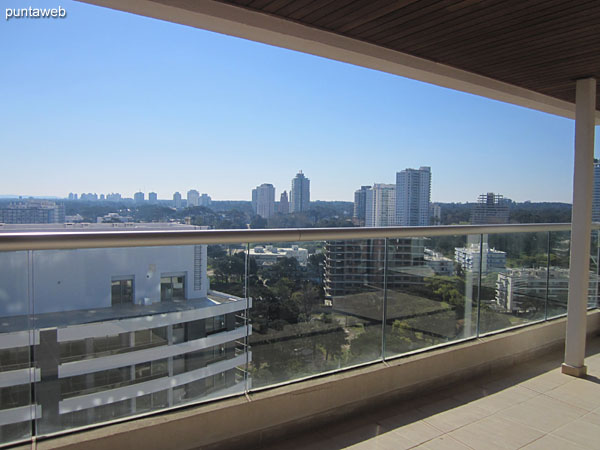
top-left (216, 0), bottom-right (600, 110)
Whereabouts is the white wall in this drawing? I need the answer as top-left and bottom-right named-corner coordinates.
top-left (0, 245), bottom-right (207, 316)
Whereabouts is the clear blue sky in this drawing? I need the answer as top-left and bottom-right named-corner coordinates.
top-left (1, 0), bottom-right (598, 203)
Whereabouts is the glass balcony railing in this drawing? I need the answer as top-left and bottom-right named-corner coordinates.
top-left (0, 223), bottom-right (598, 447)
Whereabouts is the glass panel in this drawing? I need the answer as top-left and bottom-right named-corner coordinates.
top-left (248, 239), bottom-right (383, 388)
top-left (548, 231), bottom-right (571, 318)
top-left (478, 232), bottom-right (548, 334)
top-left (30, 242), bottom-right (248, 436)
top-left (0, 251), bottom-right (33, 445)
top-left (384, 235), bottom-right (478, 358)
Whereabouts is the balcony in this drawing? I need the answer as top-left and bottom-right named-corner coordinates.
top-left (0, 223), bottom-right (599, 449)
top-left (5, 1), bottom-right (600, 448)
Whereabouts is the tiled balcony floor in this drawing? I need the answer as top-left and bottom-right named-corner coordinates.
top-left (257, 336), bottom-right (600, 450)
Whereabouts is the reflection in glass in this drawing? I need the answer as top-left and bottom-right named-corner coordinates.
top-left (384, 235), bottom-right (478, 359)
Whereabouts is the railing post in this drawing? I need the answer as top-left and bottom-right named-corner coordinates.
top-left (475, 234), bottom-right (483, 337)
top-left (244, 243), bottom-right (251, 392)
top-left (545, 231), bottom-right (551, 321)
top-left (381, 238), bottom-right (388, 361)
top-left (562, 77), bottom-right (596, 377)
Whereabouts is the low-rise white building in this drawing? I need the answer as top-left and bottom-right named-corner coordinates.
top-left (248, 245), bottom-right (308, 266)
top-left (454, 244), bottom-right (506, 273)
top-left (424, 248), bottom-right (454, 276)
top-left (495, 267), bottom-right (598, 312)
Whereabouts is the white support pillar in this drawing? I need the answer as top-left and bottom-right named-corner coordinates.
top-left (562, 78), bottom-right (596, 377)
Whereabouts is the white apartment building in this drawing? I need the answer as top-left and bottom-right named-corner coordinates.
top-left (424, 248), bottom-right (455, 276)
top-left (396, 166), bottom-right (431, 226)
top-left (495, 267), bottom-right (598, 312)
top-left (248, 245), bottom-right (308, 266)
top-left (454, 244), bottom-right (507, 273)
top-left (0, 223), bottom-right (251, 440)
top-left (251, 184), bottom-right (275, 219)
top-left (187, 190), bottom-right (200, 207)
top-left (365, 184), bottom-right (396, 227)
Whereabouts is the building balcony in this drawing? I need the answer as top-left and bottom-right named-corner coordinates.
top-left (0, 223), bottom-right (598, 449)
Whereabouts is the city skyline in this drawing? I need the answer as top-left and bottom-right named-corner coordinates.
top-left (2, 1), bottom-right (599, 204)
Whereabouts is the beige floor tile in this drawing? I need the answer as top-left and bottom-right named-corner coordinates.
top-left (581, 411), bottom-right (600, 426)
top-left (496, 393), bottom-right (587, 433)
top-left (518, 369), bottom-right (574, 393)
top-left (448, 415), bottom-right (543, 450)
top-left (320, 423), bottom-right (388, 448)
top-left (416, 435), bottom-right (473, 450)
top-left (520, 434), bottom-right (588, 450)
top-left (544, 377), bottom-right (600, 412)
top-left (422, 402), bottom-right (490, 433)
top-left (552, 419), bottom-right (600, 449)
top-left (453, 385), bottom-right (539, 414)
top-left (342, 429), bottom-right (413, 450)
top-left (388, 420), bottom-right (443, 447)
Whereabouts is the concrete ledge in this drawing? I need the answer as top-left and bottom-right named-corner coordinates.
top-left (37, 310), bottom-right (600, 450)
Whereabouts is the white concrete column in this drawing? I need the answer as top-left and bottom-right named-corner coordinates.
top-left (562, 78), bottom-right (596, 377)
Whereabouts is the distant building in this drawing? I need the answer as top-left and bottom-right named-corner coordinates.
top-left (396, 166), bottom-right (431, 226)
top-left (455, 244), bottom-right (506, 273)
top-left (97, 212), bottom-right (133, 223)
top-left (290, 171), bottom-right (310, 213)
top-left (81, 193), bottom-right (99, 201)
top-left (248, 245), bottom-right (308, 266)
top-left (0, 200), bottom-right (65, 224)
top-left (593, 161), bottom-right (600, 222)
top-left (134, 192), bottom-right (145, 204)
top-left (324, 238), bottom-right (429, 298)
top-left (252, 184), bottom-right (275, 219)
top-left (173, 192), bottom-right (182, 209)
top-left (496, 267), bottom-right (598, 312)
top-left (365, 184), bottom-right (396, 227)
top-left (353, 185), bottom-right (371, 226)
top-left (100, 194), bottom-right (106, 201)
top-left (424, 248), bottom-right (454, 276)
top-left (106, 193), bottom-right (122, 202)
top-left (430, 203), bottom-right (442, 225)
top-left (470, 193), bottom-right (509, 224)
top-left (278, 191), bottom-right (289, 214)
top-left (199, 194), bottom-right (212, 207)
top-left (187, 190), bottom-right (199, 207)
top-left (68, 193), bottom-right (76, 200)
top-left (148, 192), bottom-right (158, 204)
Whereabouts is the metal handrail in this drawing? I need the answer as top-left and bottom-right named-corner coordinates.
top-left (0, 222), bottom-right (588, 251)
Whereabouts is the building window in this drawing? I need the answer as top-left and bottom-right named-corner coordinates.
top-left (111, 278), bottom-right (133, 306)
top-left (205, 315), bottom-right (226, 335)
top-left (161, 275), bottom-right (185, 301)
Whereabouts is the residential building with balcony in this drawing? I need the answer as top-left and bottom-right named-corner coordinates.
top-left (495, 267), bottom-right (598, 313)
top-left (0, 223), bottom-right (251, 442)
top-left (0, 200), bottom-right (65, 224)
top-left (455, 243), bottom-right (507, 273)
